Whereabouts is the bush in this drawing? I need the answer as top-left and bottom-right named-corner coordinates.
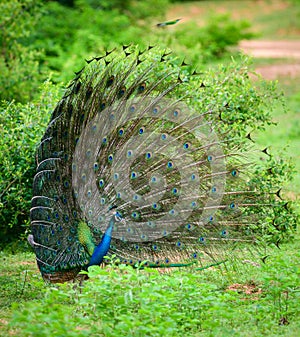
top-left (0, 81), bottom-right (62, 247)
top-left (29, 0), bottom-right (168, 83)
top-left (172, 13), bottom-right (257, 63)
top-left (0, 0), bottom-right (44, 103)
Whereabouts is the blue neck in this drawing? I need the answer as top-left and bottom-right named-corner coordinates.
top-left (88, 216), bottom-right (115, 266)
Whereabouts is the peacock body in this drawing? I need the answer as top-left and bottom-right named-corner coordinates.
top-left (29, 46), bottom-right (282, 283)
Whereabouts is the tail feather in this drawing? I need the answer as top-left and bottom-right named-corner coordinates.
top-left (29, 46), bottom-right (286, 282)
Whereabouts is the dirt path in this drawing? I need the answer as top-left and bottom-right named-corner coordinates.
top-left (239, 40), bottom-right (300, 80)
top-left (240, 40), bottom-right (300, 59)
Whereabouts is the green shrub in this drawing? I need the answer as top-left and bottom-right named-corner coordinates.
top-left (0, 81), bottom-right (62, 247)
top-left (172, 13), bottom-right (257, 63)
top-left (29, 0), bottom-right (167, 83)
top-left (0, 0), bottom-right (44, 103)
top-left (201, 13), bottom-right (256, 57)
top-left (87, 0), bottom-right (169, 20)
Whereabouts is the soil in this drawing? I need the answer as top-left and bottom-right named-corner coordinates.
top-left (227, 282), bottom-right (262, 301)
top-left (239, 40), bottom-right (300, 80)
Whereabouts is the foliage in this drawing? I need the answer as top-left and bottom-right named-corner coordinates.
top-left (29, 0), bottom-right (168, 83)
top-left (2, 239), bottom-right (299, 337)
top-left (0, 0), bottom-right (44, 103)
top-left (87, 0), bottom-right (169, 20)
top-left (172, 13), bottom-right (256, 63)
top-left (0, 81), bottom-right (62, 247)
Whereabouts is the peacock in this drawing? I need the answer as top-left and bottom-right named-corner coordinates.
top-left (28, 46), bottom-right (286, 283)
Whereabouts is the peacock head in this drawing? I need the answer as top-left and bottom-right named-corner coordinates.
top-left (108, 205), bottom-right (126, 225)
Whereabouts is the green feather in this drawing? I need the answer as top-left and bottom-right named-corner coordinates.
top-left (78, 222), bottom-right (95, 256)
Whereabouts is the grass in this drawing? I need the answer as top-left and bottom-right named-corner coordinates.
top-left (255, 88), bottom-right (300, 197)
top-left (0, 230), bottom-right (299, 336)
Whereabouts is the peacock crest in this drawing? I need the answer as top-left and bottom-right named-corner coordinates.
top-left (29, 46), bottom-right (282, 283)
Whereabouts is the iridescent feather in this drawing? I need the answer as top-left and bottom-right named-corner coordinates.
top-left (29, 46), bottom-right (282, 283)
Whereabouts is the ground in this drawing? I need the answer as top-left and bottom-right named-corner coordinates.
top-left (240, 40), bottom-right (300, 80)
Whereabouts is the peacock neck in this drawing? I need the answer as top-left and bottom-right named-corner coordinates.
top-left (88, 214), bottom-right (116, 266)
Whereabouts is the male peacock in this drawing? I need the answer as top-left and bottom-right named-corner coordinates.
top-left (28, 46), bottom-right (286, 283)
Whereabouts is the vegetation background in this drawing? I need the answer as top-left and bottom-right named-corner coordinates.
top-left (0, 0), bottom-right (299, 336)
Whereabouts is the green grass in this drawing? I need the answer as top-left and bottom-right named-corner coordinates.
top-left (0, 230), bottom-right (299, 337)
top-left (255, 87), bottom-right (300, 197)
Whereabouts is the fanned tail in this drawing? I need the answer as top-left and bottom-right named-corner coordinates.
top-left (29, 46), bottom-right (285, 282)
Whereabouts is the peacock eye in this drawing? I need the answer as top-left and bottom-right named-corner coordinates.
top-left (137, 82), bottom-right (146, 93)
top-left (173, 108), bottom-right (180, 117)
top-left (118, 86), bottom-right (126, 98)
top-left (199, 237), bottom-right (206, 243)
top-left (152, 203), bottom-right (160, 210)
top-left (100, 101), bottom-right (106, 110)
top-left (129, 104), bottom-right (136, 112)
top-left (183, 142), bottom-right (190, 149)
top-left (231, 169), bottom-right (238, 177)
top-left (107, 75), bottom-right (114, 87)
top-left (221, 229), bottom-right (228, 237)
top-left (169, 209), bottom-right (175, 215)
top-left (153, 106), bottom-right (159, 114)
top-left (167, 161), bottom-right (173, 168)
